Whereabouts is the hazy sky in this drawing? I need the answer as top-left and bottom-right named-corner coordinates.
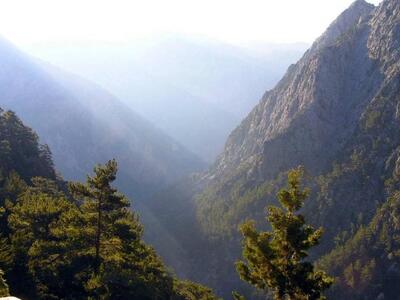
top-left (0, 0), bottom-right (383, 47)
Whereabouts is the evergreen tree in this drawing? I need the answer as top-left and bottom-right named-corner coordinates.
top-left (236, 167), bottom-right (333, 300)
top-left (8, 177), bottom-right (77, 298)
top-left (0, 171), bottom-right (28, 238)
top-left (69, 159), bottom-right (133, 273)
top-left (69, 159), bottom-right (174, 299)
top-left (0, 108), bottom-right (220, 299)
top-left (0, 109), bottom-right (55, 182)
top-left (2, 158), bottom-right (219, 299)
top-left (0, 207), bottom-right (13, 281)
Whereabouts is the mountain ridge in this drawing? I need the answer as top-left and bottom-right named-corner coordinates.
top-left (0, 37), bottom-right (204, 199)
top-left (23, 36), bottom-right (306, 161)
top-left (207, 0), bottom-right (378, 182)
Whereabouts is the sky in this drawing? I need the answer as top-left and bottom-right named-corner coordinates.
top-left (0, 0), bottom-right (383, 47)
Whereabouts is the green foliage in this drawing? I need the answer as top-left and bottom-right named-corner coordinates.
top-left (68, 159), bottom-right (137, 274)
top-left (182, 69), bottom-right (400, 299)
top-left (236, 168), bottom-right (333, 300)
top-left (68, 160), bottom-right (174, 299)
top-left (0, 269), bottom-right (9, 297)
top-left (1, 160), bottom-right (218, 299)
top-left (232, 291), bottom-right (246, 300)
top-left (364, 110), bottom-right (381, 129)
top-left (0, 109), bottom-right (218, 299)
top-left (0, 236), bottom-right (13, 272)
top-left (0, 109), bottom-right (56, 183)
top-left (5, 177), bottom-right (77, 297)
top-left (319, 190), bottom-right (400, 299)
top-left (196, 166), bottom-right (285, 238)
top-left (173, 280), bottom-right (221, 300)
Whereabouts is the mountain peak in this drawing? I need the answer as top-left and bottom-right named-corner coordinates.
top-left (351, 0), bottom-right (373, 8)
top-left (312, 0), bottom-right (374, 50)
top-left (206, 0), bottom-right (391, 182)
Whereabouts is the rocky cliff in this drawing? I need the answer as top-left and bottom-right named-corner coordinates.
top-left (209, 0), bottom-right (377, 181)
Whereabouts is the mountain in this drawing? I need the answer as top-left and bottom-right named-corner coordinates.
top-left (129, 36), bottom-right (299, 118)
top-left (198, 0), bottom-right (384, 236)
top-left (0, 108), bottom-right (220, 300)
top-left (206, 0), bottom-right (376, 183)
top-left (0, 37), bottom-right (204, 199)
top-left (147, 0), bottom-right (400, 298)
top-left (0, 108), bottom-right (57, 184)
top-left (319, 188), bottom-right (400, 300)
top-left (23, 37), bottom-right (306, 162)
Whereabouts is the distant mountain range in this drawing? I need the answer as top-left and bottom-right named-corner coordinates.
top-left (0, 37), bottom-right (203, 199)
top-left (23, 37), bottom-right (307, 161)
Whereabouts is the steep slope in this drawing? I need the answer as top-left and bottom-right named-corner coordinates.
top-left (208, 0), bottom-right (377, 181)
top-left (0, 37), bottom-right (204, 199)
top-left (319, 188), bottom-right (400, 300)
top-left (0, 108), bottom-right (56, 183)
top-left (198, 0), bottom-right (387, 235)
top-left (147, 0), bottom-right (400, 298)
top-left (24, 37), bottom-right (305, 161)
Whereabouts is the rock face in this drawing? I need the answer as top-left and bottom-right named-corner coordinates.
top-left (209, 0), bottom-right (378, 181)
top-left (201, 0), bottom-right (400, 223)
top-left (0, 37), bottom-right (204, 199)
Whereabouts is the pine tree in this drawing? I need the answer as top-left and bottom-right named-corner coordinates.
top-left (69, 159), bottom-right (174, 299)
top-left (0, 156), bottom-right (219, 299)
top-left (236, 167), bottom-right (333, 300)
top-left (0, 108), bottom-right (221, 299)
top-left (69, 159), bottom-right (132, 273)
top-left (8, 177), bottom-right (77, 298)
top-left (0, 109), bottom-right (56, 182)
top-left (0, 208), bottom-right (13, 279)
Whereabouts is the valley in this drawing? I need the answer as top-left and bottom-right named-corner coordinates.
top-left (0, 0), bottom-right (399, 299)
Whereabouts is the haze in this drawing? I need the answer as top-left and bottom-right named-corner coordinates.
top-left (0, 0), bottom-right (383, 162)
top-left (0, 0), bottom-right (382, 46)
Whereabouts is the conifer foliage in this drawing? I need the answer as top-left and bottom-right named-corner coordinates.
top-left (0, 108), bottom-right (219, 299)
top-left (0, 108), bottom-right (56, 183)
top-left (68, 159), bottom-right (174, 299)
top-left (236, 168), bottom-right (333, 300)
top-left (0, 269), bottom-right (9, 297)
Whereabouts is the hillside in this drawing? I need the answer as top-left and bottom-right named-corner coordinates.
top-left (198, 0), bottom-right (392, 238)
top-left (24, 37), bottom-right (306, 161)
top-left (0, 108), bottom-right (57, 184)
top-left (0, 37), bottom-right (204, 199)
top-left (319, 188), bottom-right (400, 299)
top-left (0, 108), bottom-right (219, 299)
top-left (146, 0), bottom-right (400, 298)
